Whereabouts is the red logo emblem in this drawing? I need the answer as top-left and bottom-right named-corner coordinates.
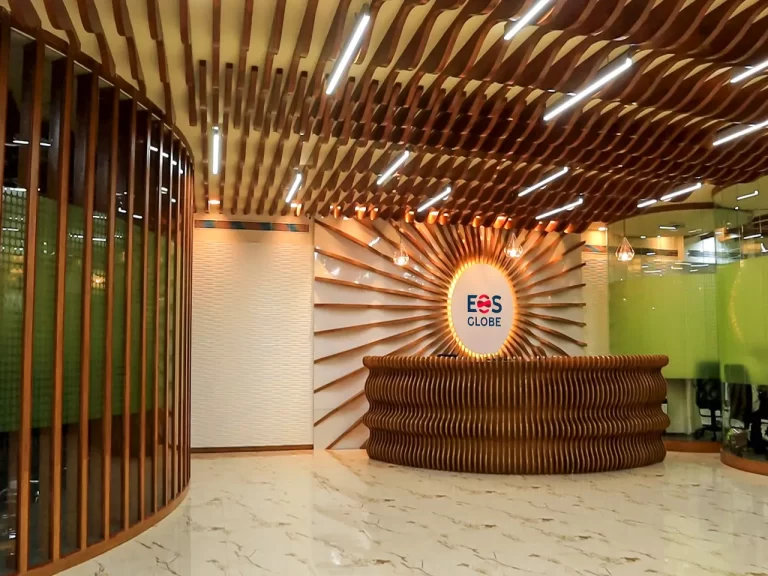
top-left (476, 294), bottom-right (492, 314)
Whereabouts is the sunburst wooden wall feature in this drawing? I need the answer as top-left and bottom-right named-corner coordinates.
top-left (313, 217), bottom-right (586, 449)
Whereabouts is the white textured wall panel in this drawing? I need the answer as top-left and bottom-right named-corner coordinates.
top-left (582, 251), bottom-right (610, 356)
top-left (192, 227), bottom-right (313, 448)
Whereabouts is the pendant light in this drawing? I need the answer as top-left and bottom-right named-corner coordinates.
top-left (393, 230), bottom-right (409, 267)
top-left (615, 220), bottom-right (635, 262)
top-left (504, 232), bottom-right (523, 258)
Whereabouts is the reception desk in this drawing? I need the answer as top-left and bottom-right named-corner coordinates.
top-left (363, 355), bottom-right (670, 474)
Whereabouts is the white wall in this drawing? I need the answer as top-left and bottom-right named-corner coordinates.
top-left (581, 230), bottom-right (609, 356)
top-left (191, 221), bottom-right (313, 449)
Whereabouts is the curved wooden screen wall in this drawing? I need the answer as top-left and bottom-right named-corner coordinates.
top-left (364, 355), bottom-right (670, 474)
top-left (314, 217), bottom-right (587, 449)
top-left (0, 13), bottom-right (193, 575)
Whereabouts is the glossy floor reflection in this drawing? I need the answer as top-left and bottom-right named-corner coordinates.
top-left (63, 451), bottom-right (768, 576)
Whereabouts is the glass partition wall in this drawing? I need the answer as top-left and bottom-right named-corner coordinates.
top-left (713, 182), bottom-right (768, 469)
top-left (608, 184), bottom-right (768, 473)
top-left (608, 210), bottom-right (721, 447)
top-left (0, 13), bottom-right (194, 575)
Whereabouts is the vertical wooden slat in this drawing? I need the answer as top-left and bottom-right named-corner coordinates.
top-left (122, 99), bottom-right (137, 531)
top-left (103, 88), bottom-right (119, 538)
top-left (0, 11), bottom-right (9, 225)
top-left (178, 153), bottom-right (186, 492)
top-left (174, 150), bottom-right (183, 496)
top-left (78, 70), bottom-right (99, 553)
top-left (164, 137), bottom-right (172, 505)
top-left (17, 36), bottom-right (45, 575)
top-left (153, 124), bottom-right (163, 514)
top-left (187, 166), bottom-right (193, 485)
top-left (170, 142), bottom-right (180, 498)
top-left (139, 113), bottom-right (151, 521)
top-left (50, 53), bottom-right (74, 562)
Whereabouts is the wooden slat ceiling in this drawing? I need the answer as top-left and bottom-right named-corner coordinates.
top-left (7, 0), bottom-right (768, 231)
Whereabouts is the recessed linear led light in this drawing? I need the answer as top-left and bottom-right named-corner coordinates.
top-left (640, 235), bottom-right (647, 239)
top-left (731, 59), bottom-right (768, 84)
top-left (660, 182), bottom-right (702, 202)
top-left (647, 251), bottom-right (656, 256)
top-left (376, 150), bottom-right (409, 185)
top-left (12, 138), bottom-right (30, 145)
top-left (644, 269), bottom-right (662, 275)
top-left (503, 0), bottom-right (554, 41)
top-left (325, 8), bottom-right (371, 95)
top-left (285, 171), bottom-right (303, 204)
top-left (688, 228), bottom-right (702, 234)
top-left (208, 199), bottom-right (221, 206)
top-left (535, 197), bottom-right (584, 220)
top-left (149, 145), bottom-right (159, 152)
top-left (543, 56), bottom-right (633, 122)
top-left (737, 190), bottom-right (759, 201)
top-left (659, 225), bottom-right (677, 231)
top-left (133, 214), bottom-right (143, 220)
top-left (743, 233), bottom-right (763, 240)
top-left (598, 226), bottom-right (607, 232)
top-left (713, 119), bottom-right (768, 147)
top-left (671, 266), bottom-right (684, 270)
top-left (417, 186), bottom-right (451, 213)
top-left (518, 166), bottom-right (569, 197)
top-left (211, 126), bottom-right (221, 175)
top-left (637, 199), bottom-right (658, 208)
top-left (40, 141), bottom-right (51, 147)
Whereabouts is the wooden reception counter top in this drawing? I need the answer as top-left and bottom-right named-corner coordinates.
top-left (363, 355), bottom-right (670, 474)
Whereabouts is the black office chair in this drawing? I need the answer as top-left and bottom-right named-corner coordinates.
top-left (693, 378), bottom-right (722, 440)
top-left (723, 364), bottom-right (768, 455)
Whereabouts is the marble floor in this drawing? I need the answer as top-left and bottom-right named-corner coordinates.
top-left (63, 451), bottom-right (768, 576)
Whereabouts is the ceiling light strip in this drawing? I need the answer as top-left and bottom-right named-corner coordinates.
top-left (518, 166), bottom-right (569, 197)
top-left (417, 186), bottom-right (451, 213)
top-left (535, 197), bottom-right (584, 220)
top-left (660, 182), bottom-right (702, 202)
top-left (743, 233), bottom-right (763, 240)
top-left (731, 59), bottom-right (768, 84)
top-left (736, 190), bottom-right (759, 201)
top-left (285, 171), bottom-right (303, 203)
top-left (713, 119), bottom-right (768, 146)
top-left (211, 126), bottom-right (221, 175)
top-left (325, 8), bottom-right (371, 95)
top-left (543, 56), bottom-right (633, 122)
top-left (504, 0), bottom-right (554, 41)
top-left (376, 150), bottom-right (410, 185)
top-left (637, 199), bottom-right (658, 208)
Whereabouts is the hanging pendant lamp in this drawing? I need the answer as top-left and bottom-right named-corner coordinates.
top-left (504, 232), bottom-right (523, 258)
top-left (615, 220), bottom-right (635, 262)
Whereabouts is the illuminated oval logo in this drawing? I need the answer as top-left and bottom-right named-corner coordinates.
top-left (448, 263), bottom-right (514, 356)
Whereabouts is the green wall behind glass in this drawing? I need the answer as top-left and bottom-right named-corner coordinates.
top-left (716, 258), bottom-right (768, 385)
top-left (0, 194), bottom-right (171, 432)
top-left (609, 273), bottom-right (719, 379)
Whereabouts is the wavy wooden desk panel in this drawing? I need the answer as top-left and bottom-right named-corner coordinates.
top-left (363, 355), bottom-right (670, 474)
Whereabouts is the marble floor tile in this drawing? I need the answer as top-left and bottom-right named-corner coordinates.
top-left (62, 451), bottom-right (768, 576)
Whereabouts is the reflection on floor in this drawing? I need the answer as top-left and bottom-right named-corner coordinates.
top-left (62, 451), bottom-right (768, 576)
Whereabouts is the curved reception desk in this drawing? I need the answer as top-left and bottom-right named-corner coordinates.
top-left (363, 355), bottom-right (670, 474)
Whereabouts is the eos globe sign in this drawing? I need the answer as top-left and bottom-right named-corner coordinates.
top-left (448, 263), bottom-right (514, 356)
